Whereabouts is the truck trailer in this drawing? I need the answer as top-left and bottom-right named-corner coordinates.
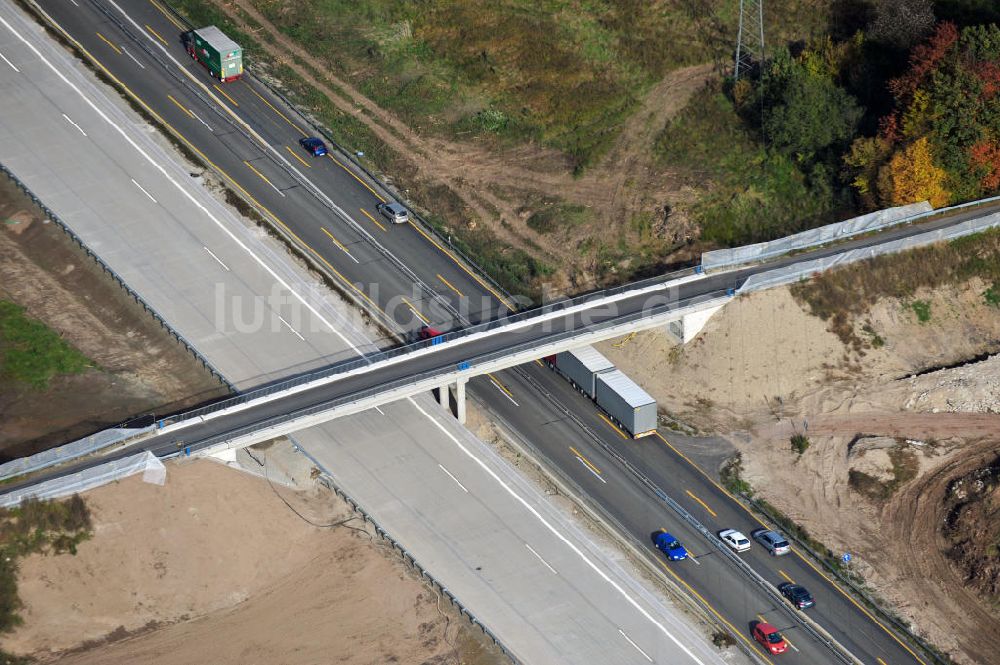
top-left (594, 369), bottom-right (658, 438)
top-left (554, 348), bottom-right (614, 398)
top-left (549, 348), bottom-right (657, 438)
top-left (183, 26), bottom-right (243, 82)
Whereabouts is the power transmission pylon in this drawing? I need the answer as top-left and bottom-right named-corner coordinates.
top-left (734, 0), bottom-right (765, 80)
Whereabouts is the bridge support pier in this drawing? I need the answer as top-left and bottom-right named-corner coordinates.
top-left (438, 384), bottom-right (449, 409)
top-left (455, 378), bottom-right (467, 425)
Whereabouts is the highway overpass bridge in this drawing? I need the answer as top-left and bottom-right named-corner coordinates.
top-left (122, 181), bottom-right (1000, 458)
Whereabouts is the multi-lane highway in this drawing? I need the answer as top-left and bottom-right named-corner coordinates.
top-left (0, 5), bottom-right (732, 663)
top-left (6, 0), bottom-right (972, 663)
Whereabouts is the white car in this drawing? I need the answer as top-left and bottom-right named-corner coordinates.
top-left (719, 528), bottom-right (751, 553)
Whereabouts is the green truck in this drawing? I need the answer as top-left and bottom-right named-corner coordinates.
top-left (182, 26), bottom-right (243, 83)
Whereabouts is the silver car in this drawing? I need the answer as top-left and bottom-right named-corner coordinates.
top-left (752, 528), bottom-right (791, 556)
top-left (376, 201), bottom-right (409, 224)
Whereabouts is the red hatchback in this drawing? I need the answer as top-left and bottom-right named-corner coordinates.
top-left (753, 622), bottom-right (789, 655)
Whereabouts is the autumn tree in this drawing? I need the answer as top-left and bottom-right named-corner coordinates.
top-left (970, 139), bottom-right (1000, 191)
top-left (877, 137), bottom-right (950, 207)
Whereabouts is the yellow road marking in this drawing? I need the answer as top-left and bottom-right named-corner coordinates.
top-left (657, 560), bottom-right (773, 663)
top-left (328, 154), bottom-right (385, 201)
top-left (534, 359), bottom-right (544, 367)
top-left (401, 297), bottom-right (429, 324)
top-left (213, 83), bottom-right (239, 107)
top-left (360, 207), bottom-right (387, 232)
top-left (653, 432), bottom-right (928, 665)
top-left (486, 372), bottom-right (515, 399)
top-left (685, 490), bottom-right (717, 518)
top-left (145, 24), bottom-right (168, 45)
top-left (147, 0), bottom-right (185, 30)
top-left (246, 85), bottom-right (306, 136)
top-left (321, 227), bottom-right (351, 254)
top-left (779, 569), bottom-right (795, 584)
top-left (36, 22), bottom-right (394, 330)
top-left (406, 219), bottom-right (515, 311)
top-left (166, 94), bottom-right (194, 118)
top-left (569, 446), bottom-right (602, 476)
top-left (286, 145), bottom-right (311, 168)
top-left (244, 160), bottom-right (278, 189)
top-left (95, 32), bottom-right (121, 55)
top-left (598, 413), bottom-right (628, 439)
top-left (437, 273), bottom-right (464, 298)
top-left (877, 658), bottom-right (889, 665)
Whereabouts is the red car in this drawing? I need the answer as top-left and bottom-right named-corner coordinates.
top-left (419, 326), bottom-right (443, 340)
top-left (752, 622), bottom-right (788, 655)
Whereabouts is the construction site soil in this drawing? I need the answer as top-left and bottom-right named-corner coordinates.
top-left (2, 459), bottom-right (508, 665)
top-left (0, 176), bottom-right (228, 459)
top-left (598, 281), bottom-right (1000, 664)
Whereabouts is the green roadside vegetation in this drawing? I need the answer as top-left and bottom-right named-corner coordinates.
top-left (0, 301), bottom-right (91, 390)
top-left (242, 0), bottom-right (828, 174)
top-left (790, 227), bottom-right (1000, 344)
top-left (169, 0), bottom-right (550, 298)
top-left (0, 495), bottom-right (93, 663)
top-left (166, 0), bottom-right (1000, 296)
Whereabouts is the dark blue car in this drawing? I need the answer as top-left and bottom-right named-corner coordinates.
top-left (654, 532), bottom-right (688, 561)
top-left (298, 137), bottom-right (328, 157)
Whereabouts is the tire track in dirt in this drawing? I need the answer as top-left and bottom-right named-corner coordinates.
top-left (224, 0), bottom-right (712, 269)
top-left (881, 444), bottom-right (1000, 664)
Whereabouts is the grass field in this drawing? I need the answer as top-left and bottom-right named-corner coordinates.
top-left (655, 83), bottom-right (851, 246)
top-left (248, 0), bottom-right (833, 173)
top-left (0, 301), bottom-right (91, 390)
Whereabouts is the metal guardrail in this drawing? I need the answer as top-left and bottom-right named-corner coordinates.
top-left (161, 6), bottom-right (520, 310)
top-left (499, 368), bottom-right (767, 664)
top-left (291, 442), bottom-right (519, 664)
top-left (0, 162), bottom-right (235, 391)
top-left (146, 0), bottom-right (512, 321)
top-left (77, 0), bottom-right (461, 332)
top-left (160, 289), bottom-right (726, 434)
top-left (508, 368), bottom-right (856, 665)
top-left (739, 493), bottom-right (949, 665)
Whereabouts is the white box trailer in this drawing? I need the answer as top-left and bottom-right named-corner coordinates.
top-left (594, 369), bottom-right (658, 438)
top-left (554, 348), bottom-right (614, 398)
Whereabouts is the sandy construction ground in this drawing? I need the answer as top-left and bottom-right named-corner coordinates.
top-left (3, 459), bottom-right (506, 665)
top-left (599, 281), bottom-right (1000, 664)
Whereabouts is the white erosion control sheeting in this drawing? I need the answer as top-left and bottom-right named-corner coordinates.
top-left (701, 201), bottom-right (933, 270)
top-left (0, 426), bottom-right (156, 482)
top-left (0, 452), bottom-right (165, 508)
top-left (739, 210), bottom-right (1000, 293)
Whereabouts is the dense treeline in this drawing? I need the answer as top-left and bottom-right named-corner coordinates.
top-left (742, 1), bottom-right (1000, 214)
top-left (660, 0), bottom-right (1000, 248)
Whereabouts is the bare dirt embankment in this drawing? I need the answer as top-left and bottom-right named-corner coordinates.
top-left (0, 176), bottom-right (227, 459)
top-left (598, 281), bottom-right (1000, 664)
top-left (2, 459), bottom-right (506, 665)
